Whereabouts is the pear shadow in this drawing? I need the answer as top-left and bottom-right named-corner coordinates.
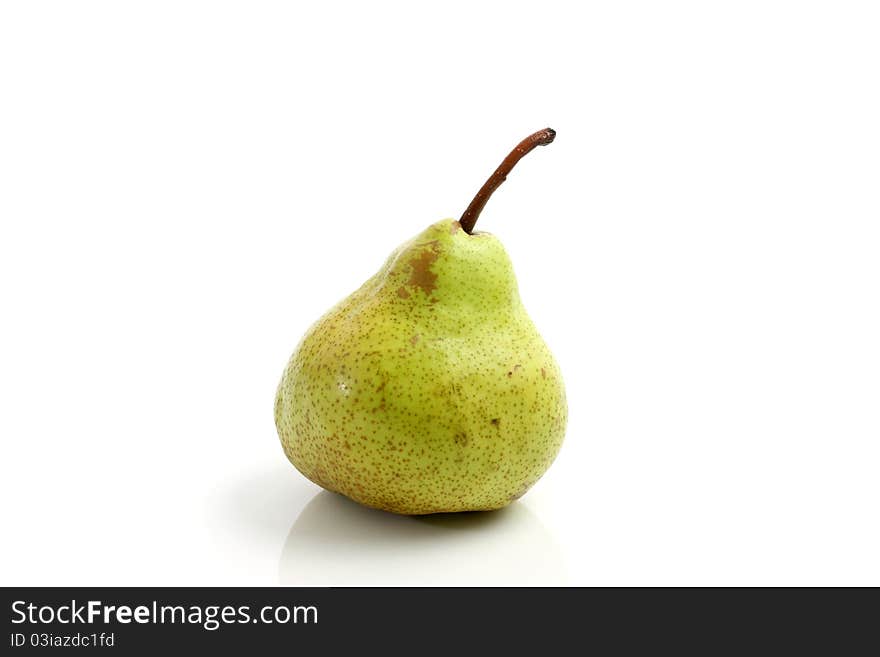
top-left (279, 490), bottom-right (567, 586)
top-left (214, 463), bottom-right (320, 542)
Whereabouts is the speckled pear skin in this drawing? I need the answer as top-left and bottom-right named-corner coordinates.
top-left (275, 218), bottom-right (567, 515)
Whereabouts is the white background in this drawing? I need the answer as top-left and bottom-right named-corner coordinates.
top-left (2, 1), bottom-right (879, 586)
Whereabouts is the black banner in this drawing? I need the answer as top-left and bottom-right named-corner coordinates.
top-left (1, 588), bottom-right (875, 653)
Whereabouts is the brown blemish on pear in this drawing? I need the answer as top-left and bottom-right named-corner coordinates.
top-left (407, 241), bottom-right (440, 296)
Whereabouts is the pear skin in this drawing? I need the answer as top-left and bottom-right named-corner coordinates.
top-left (275, 218), bottom-right (567, 514)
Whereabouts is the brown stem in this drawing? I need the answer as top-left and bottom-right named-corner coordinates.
top-left (459, 127), bottom-right (556, 234)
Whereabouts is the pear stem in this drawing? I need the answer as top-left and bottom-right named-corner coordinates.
top-left (459, 128), bottom-right (556, 234)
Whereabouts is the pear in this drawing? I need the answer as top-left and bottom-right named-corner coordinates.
top-left (275, 128), bottom-right (567, 514)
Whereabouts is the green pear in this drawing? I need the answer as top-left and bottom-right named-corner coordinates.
top-left (275, 129), bottom-right (567, 514)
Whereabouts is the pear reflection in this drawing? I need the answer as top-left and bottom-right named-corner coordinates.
top-left (279, 491), bottom-right (567, 586)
